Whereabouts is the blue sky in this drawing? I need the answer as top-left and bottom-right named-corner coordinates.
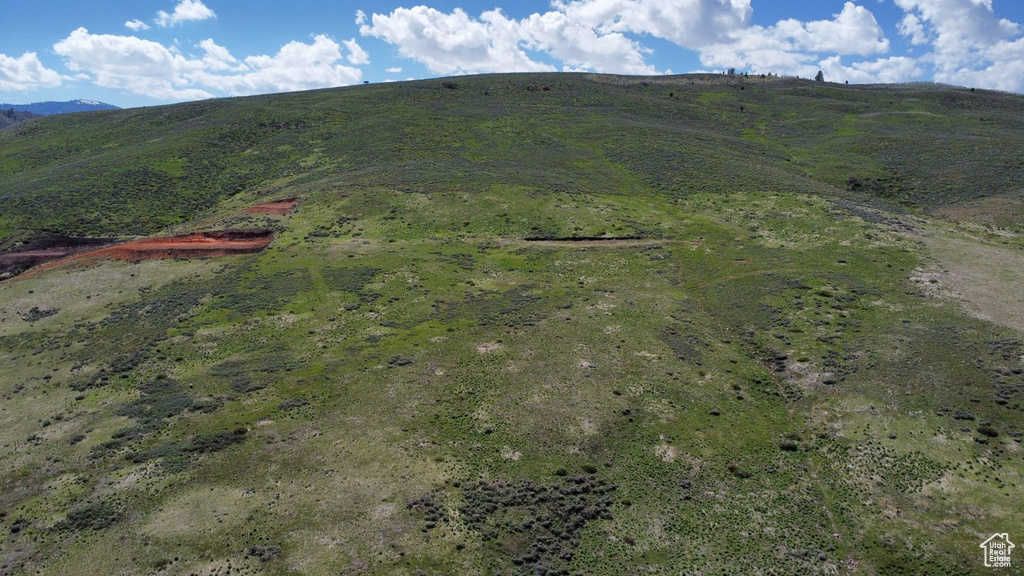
top-left (3, 0), bottom-right (1024, 108)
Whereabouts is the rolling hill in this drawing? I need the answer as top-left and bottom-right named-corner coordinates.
top-left (0, 109), bottom-right (38, 130)
top-left (0, 99), bottom-right (120, 116)
top-left (1, 73), bottom-right (1023, 575)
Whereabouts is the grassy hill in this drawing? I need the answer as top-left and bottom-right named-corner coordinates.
top-left (0, 109), bottom-right (38, 130)
top-left (1, 73), bottom-right (1023, 575)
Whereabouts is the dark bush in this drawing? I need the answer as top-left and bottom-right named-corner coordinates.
top-left (727, 464), bottom-right (752, 479)
top-left (20, 307), bottom-right (58, 322)
top-left (977, 425), bottom-right (999, 438)
top-left (278, 397), bottom-right (309, 411)
top-left (185, 429), bottom-right (247, 454)
top-left (58, 501), bottom-right (120, 531)
top-left (248, 545), bottom-right (281, 562)
top-left (779, 439), bottom-right (800, 452)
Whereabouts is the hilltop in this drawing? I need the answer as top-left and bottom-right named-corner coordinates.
top-left (0, 73), bottom-right (1023, 575)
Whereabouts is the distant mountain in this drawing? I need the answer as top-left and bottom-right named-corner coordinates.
top-left (0, 108), bottom-right (38, 129)
top-left (0, 99), bottom-right (120, 115)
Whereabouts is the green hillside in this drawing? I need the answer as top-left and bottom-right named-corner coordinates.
top-left (1, 73), bottom-right (1023, 575)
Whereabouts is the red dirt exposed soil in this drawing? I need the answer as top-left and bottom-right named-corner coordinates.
top-left (13, 229), bottom-right (275, 279)
top-left (0, 235), bottom-right (116, 279)
top-left (244, 197), bottom-right (299, 215)
top-left (83, 229), bottom-right (274, 261)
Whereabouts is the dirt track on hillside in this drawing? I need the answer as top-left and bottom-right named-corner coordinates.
top-left (92, 229), bottom-right (275, 260)
top-left (11, 229), bottom-right (274, 279)
top-left (0, 235), bottom-right (116, 279)
top-left (244, 197), bottom-right (299, 215)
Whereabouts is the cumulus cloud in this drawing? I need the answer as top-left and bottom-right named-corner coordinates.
top-left (342, 38), bottom-right (370, 65)
top-left (698, 2), bottom-right (891, 77)
top-left (52, 28), bottom-right (363, 100)
top-left (359, 5), bottom-right (666, 75)
top-left (360, 7), bottom-right (555, 75)
top-left (898, 14), bottom-right (928, 45)
top-left (555, 0), bottom-right (753, 49)
top-left (893, 0), bottom-right (1024, 91)
top-left (195, 35), bottom-right (363, 94)
top-left (819, 55), bottom-right (923, 84)
top-left (0, 51), bottom-right (62, 91)
top-left (520, 10), bottom-right (657, 74)
top-left (125, 19), bottom-right (151, 31)
top-left (775, 2), bottom-right (889, 55)
top-left (355, 0), bottom-right (1024, 92)
top-left (198, 38), bottom-right (241, 72)
top-left (54, 28), bottom-right (210, 100)
top-left (156, 0), bottom-right (216, 28)
top-left (357, 1), bottom-right (889, 79)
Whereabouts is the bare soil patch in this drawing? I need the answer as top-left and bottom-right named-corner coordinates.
top-left (924, 233), bottom-right (1024, 332)
top-left (97, 229), bottom-right (274, 260)
top-left (244, 197), bottom-right (299, 215)
top-left (20, 229), bottom-right (274, 277)
top-left (932, 197), bottom-right (1024, 230)
top-left (0, 235), bottom-right (116, 279)
top-left (476, 341), bottom-right (503, 354)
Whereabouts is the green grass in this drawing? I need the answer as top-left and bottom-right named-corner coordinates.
top-left (1, 73), bottom-right (1024, 575)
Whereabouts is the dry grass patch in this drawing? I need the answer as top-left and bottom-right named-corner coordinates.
top-left (923, 232), bottom-right (1024, 332)
top-left (932, 197), bottom-right (1024, 230)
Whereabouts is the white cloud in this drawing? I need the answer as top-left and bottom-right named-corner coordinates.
top-left (53, 28), bottom-right (363, 100)
top-left (819, 55), bottom-right (923, 84)
top-left (386, 66), bottom-right (403, 73)
top-left (898, 14), bottom-right (928, 45)
top-left (360, 7), bottom-right (555, 75)
top-left (125, 19), bottom-right (151, 31)
top-left (54, 28), bottom-right (211, 100)
top-left (894, 0), bottom-right (1020, 47)
top-left (343, 38), bottom-right (370, 65)
top-left (359, 5), bottom-right (668, 75)
top-left (358, 1), bottom-right (891, 79)
top-left (198, 38), bottom-right (241, 71)
top-left (156, 0), bottom-right (216, 28)
top-left (555, 0), bottom-right (753, 49)
top-left (698, 2), bottom-right (891, 76)
top-left (779, 2), bottom-right (889, 55)
top-left (0, 51), bottom-right (62, 91)
top-left (196, 35), bottom-right (363, 94)
top-left (893, 0), bottom-right (1024, 91)
top-left (520, 10), bottom-right (657, 74)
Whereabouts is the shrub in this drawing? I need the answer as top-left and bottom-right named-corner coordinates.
top-left (58, 501), bottom-right (120, 531)
top-left (248, 545), bottom-right (281, 562)
top-left (779, 439), bottom-right (800, 452)
top-left (20, 307), bottom-right (58, 322)
top-left (977, 425), bottom-right (999, 438)
top-left (278, 397), bottom-right (309, 411)
top-left (185, 429), bottom-right (247, 454)
top-left (727, 463), bottom-right (752, 478)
